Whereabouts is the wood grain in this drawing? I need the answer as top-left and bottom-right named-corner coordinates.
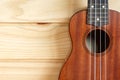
top-left (0, 60), bottom-right (63, 80)
top-left (59, 10), bottom-right (120, 80)
top-left (0, 0), bottom-right (120, 80)
top-left (0, 24), bottom-right (71, 80)
top-left (0, 24), bottom-right (71, 60)
top-left (0, 0), bottom-right (119, 22)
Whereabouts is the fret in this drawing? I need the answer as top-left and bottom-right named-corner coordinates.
top-left (87, 21), bottom-right (109, 27)
top-left (88, 8), bottom-right (108, 10)
top-left (87, 18), bottom-right (108, 22)
top-left (87, 21), bottom-right (108, 23)
top-left (88, 8), bottom-right (108, 9)
top-left (88, 3), bottom-right (108, 6)
top-left (88, 12), bottom-right (108, 16)
top-left (88, 17), bottom-right (108, 18)
top-left (88, 0), bottom-right (108, 4)
top-left (88, 5), bottom-right (108, 8)
top-left (87, 14), bottom-right (108, 19)
top-left (88, 9), bottom-right (108, 12)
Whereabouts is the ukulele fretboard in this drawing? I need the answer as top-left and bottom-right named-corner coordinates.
top-left (87, 0), bottom-right (109, 27)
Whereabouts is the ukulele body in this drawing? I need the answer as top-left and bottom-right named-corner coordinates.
top-left (59, 10), bottom-right (120, 80)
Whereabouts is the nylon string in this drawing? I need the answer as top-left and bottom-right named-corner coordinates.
top-left (89, 0), bottom-right (92, 80)
top-left (94, 0), bottom-right (97, 80)
top-left (105, 0), bottom-right (107, 79)
top-left (100, 0), bottom-right (102, 80)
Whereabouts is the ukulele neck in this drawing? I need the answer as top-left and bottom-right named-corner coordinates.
top-left (87, 0), bottom-right (109, 27)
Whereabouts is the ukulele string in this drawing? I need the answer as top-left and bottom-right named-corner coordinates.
top-left (105, 0), bottom-right (107, 79)
top-left (89, 0), bottom-right (92, 79)
top-left (94, 0), bottom-right (97, 80)
top-left (100, 0), bottom-right (102, 80)
top-left (88, 0), bottom-right (92, 80)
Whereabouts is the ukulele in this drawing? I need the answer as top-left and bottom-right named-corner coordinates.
top-left (59, 0), bottom-right (120, 80)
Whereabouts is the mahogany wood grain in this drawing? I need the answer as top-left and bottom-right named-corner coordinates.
top-left (59, 10), bottom-right (120, 80)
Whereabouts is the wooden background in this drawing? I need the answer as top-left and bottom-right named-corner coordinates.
top-left (0, 0), bottom-right (120, 80)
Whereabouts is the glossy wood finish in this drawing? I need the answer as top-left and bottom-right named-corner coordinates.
top-left (59, 10), bottom-right (120, 80)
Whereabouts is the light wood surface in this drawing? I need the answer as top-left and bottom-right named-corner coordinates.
top-left (0, 0), bottom-right (120, 80)
top-left (0, 61), bottom-right (63, 80)
top-left (0, 24), bottom-right (71, 80)
top-left (0, 24), bottom-right (71, 59)
top-left (0, 0), bottom-right (119, 22)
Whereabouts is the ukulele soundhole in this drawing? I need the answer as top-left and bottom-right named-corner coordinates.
top-left (86, 29), bottom-right (110, 54)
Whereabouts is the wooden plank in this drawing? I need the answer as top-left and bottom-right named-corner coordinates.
top-left (0, 0), bottom-right (120, 22)
top-left (0, 60), bottom-right (63, 80)
top-left (0, 24), bottom-right (71, 60)
top-left (0, 0), bottom-right (73, 22)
